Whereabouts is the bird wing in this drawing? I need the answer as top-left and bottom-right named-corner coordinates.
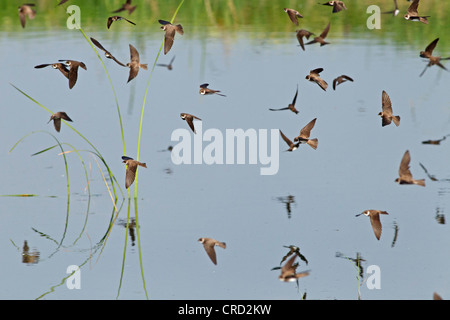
top-left (279, 130), bottom-right (293, 147)
top-left (299, 118), bottom-right (317, 139)
top-left (129, 44), bottom-right (140, 63)
top-left (381, 90), bottom-right (393, 114)
top-left (203, 242), bottom-right (217, 265)
top-left (424, 38), bottom-right (439, 56)
top-left (163, 27), bottom-right (176, 55)
top-left (399, 150), bottom-right (413, 179)
top-left (320, 23), bottom-right (331, 39)
top-left (125, 162), bottom-right (138, 189)
top-left (407, 0), bottom-right (419, 15)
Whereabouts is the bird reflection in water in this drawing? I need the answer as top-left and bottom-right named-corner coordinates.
top-left (22, 240), bottom-right (40, 265)
top-left (391, 221), bottom-right (399, 248)
top-left (272, 245), bottom-right (309, 291)
top-left (274, 195), bottom-right (296, 219)
top-left (422, 135), bottom-right (450, 145)
top-left (435, 208), bottom-right (445, 225)
top-left (336, 251), bottom-right (366, 279)
top-left (117, 218), bottom-right (137, 246)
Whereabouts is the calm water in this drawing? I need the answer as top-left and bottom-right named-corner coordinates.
top-left (1, 1), bottom-right (450, 300)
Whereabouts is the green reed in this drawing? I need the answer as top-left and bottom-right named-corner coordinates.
top-left (134, 0), bottom-right (185, 198)
top-left (10, 83), bottom-right (123, 200)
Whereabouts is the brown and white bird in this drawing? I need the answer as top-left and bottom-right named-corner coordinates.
top-left (199, 83), bottom-right (226, 96)
top-left (356, 210), bottom-right (389, 241)
top-left (180, 113), bottom-right (201, 134)
top-left (395, 150), bottom-right (425, 187)
top-left (18, 4), bottom-right (36, 28)
top-left (126, 44), bottom-right (147, 83)
top-left (293, 118), bottom-right (318, 150)
top-left (322, 1), bottom-right (347, 13)
top-left (332, 75), bottom-right (353, 90)
top-left (107, 16), bottom-right (136, 29)
top-left (296, 29), bottom-right (315, 51)
top-left (404, 0), bottom-right (429, 24)
top-left (90, 37), bottom-right (127, 67)
top-left (305, 22), bottom-right (331, 46)
top-left (198, 237), bottom-right (226, 265)
top-left (48, 112), bottom-right (72, 133)
top-left (283, 8), bottom-right (303, 26)
top-left (279, 254), bottom-right (310, 282)
top-left (305, 68), bottom-right (328, 91)
top-left (122, 156), bottom-right (147, 189)
top-left (57, 60), bottom-right (87, 89)
top-left (112, 0), bottom-right (137, 15)
top-left (419, 38), bottom-right (450, 77)
top-left (269, 85), bottom-right (300, 114)
top-left (159, 19), bottom-right (184, 55)
top-left (379, 90), bottom-right (400, 127)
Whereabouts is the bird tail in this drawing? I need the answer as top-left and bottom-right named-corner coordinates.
top-left (419, 17), bottom-right (429, 24)
top-left (141, 64), bottom-right (148, 70)
top-left (393, 115), bottom-right (400, 127)
top-left (217, 242), bottom-right (226, 249)
top-left (307, 138), bottom-right (318, 150)
top-left (415, 179), bottom-right (426, 187)
top-left (139, 162), bottom-right (147, 168)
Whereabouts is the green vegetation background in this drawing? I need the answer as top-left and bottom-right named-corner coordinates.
top-left (2, 0), bottom-right (449, 50)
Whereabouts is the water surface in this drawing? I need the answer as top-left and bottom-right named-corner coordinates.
top-left (1, 0), bottom-right (450, 300)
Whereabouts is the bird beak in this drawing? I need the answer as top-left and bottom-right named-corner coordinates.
top-left (355, 213), bottom-right (363, 217)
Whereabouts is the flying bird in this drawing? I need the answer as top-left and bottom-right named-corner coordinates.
top-left (296, 29), bottom-right (314, 51)
top-left (379, 90), bottom-right (400, 127)
top-left (356, 210), bottom-right (389, 240)
top-left (305, 22), bottom-right (331, 46)
top-left (122, 156), bottom-right (147, 189)
top-left (395, 150), bottom-right (425, 187)
top-left (48, 112), bottom-right (72, 133)
top-left (112, 0), bottom-right (136, 14)
top-left (419, 38), bottom-right (450, 77)
top-left (333, 75), bottom-right (353, 90)
top-left (322, 1), bottom-right (347, 13)
top-left (293, 118), bottom-right (318, 150)
top-left (278, 254), bottom-right (310, 282)
top-left (156, 56), bottom-right (176, 70)
top-left (199, 83), bottom-right (226, 97)
top-left (404, 0), bottom-right (429, 24)
top-left (90, 37), bottom-right (127, 67)
top-left (284, 8), bottom-right (303, 25)
top-left (198, 237), bottom-right (226, 265)
top-left (180, 113), bottom-right (201, 134)
top-left (159, 19), bottom-right (184, 55)
top-left (107, 16), bottom-right (136, 29)
top-left (126, 44), bottom-right (148, 83)
top-left (18, 4), bottom-right (36, 28)
top-left (58, 60), bottom-right (87, 89)
top-left (305, 68), bottom-right (328, 91)
top-left (34, 63), bottom-right (70, 80)
top-left (269, 85), bottom-right (300, 114)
